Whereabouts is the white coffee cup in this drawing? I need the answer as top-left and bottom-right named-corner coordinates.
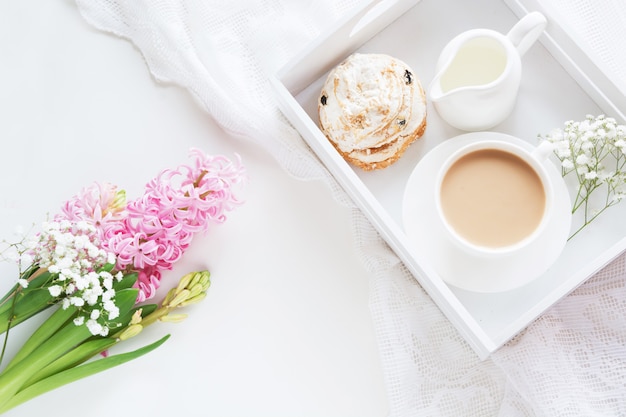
top-left (435, 139), bottom-right (555, 257)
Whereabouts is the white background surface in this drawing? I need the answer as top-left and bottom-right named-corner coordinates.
top-left (0, 1), bottom-right (388, 416)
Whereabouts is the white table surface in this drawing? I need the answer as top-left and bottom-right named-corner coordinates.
top-left (0, 1), bottom-right (388, 416)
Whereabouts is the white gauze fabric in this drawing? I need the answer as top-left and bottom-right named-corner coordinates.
top-left (540, 0), bottom-right (626, 96)
top-left (73, 1), bottom-right (626, 416)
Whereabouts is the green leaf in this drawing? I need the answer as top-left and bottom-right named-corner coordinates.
top-left (113, 302), bottom-right (157, 331)
top-left (3, 305), bottom-right (78, 372)
top-left (0, 270), bottom-right (56, 334)
top-left (0, 266), bottom-right (35, 305)
top-left (113, 272), bottom-right (138, 292)
top-left (2, 269), bottom-right (54, 304)
top-left (114, 288), bottom-right (139, 319)
top-left (23, 337), bottom-right (118, 387)
top-left (0, 318), bottom-right (93, 408)
top-left (0, 271), bottom-right (137, 336)
top-left (81, 288), bottom-right (139, 340)
top-left (0, 335), bottom-right (170, 414)
top-left (138, 303), bottom-right (158, 317)
top-left (8, 289), bottom-right (151, 387)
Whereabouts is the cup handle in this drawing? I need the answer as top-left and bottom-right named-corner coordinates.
top-left (532, 140), bottom-right (555, 161)
top-left (507, 11), bottom-right (548, 57)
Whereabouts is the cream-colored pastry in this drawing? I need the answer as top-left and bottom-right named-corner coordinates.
top-left (318, 53), bottom-right (427, 170)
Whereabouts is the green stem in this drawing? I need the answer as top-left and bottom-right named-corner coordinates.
top-left (571, 179), bottom-right (585, 213)
top-left (0, 335), bottom-right (169, 414)
top-left (0, 296), bottom-right (17, 367)
top-left (0, 287), bottom-right (141, 408)
top-left (568, 202), bottom-right (616, 241)
top-left (0, 269), bottom-right (56, 366)
top-left (0, 265), bottom-right (40, 306)
top-left (0, 319), bottom-right (92, 409)
top-left (571, 180), bottom-right (602, 214)
top-left (3, 305), bottom-right (77, 372)
top-left (23, 337), bottom-right (117, 387)
top-left (0, 270), bottom-right (56, 335)
top-left (140, 306), bottom-right (171, 327)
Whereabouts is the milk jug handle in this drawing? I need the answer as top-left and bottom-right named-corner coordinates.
top-left (507, 11), bottom-right (548, 56)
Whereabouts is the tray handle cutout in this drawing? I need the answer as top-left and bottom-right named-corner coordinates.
top-left (350, 0), bottom-right (399, 38)
top-left (276, 0), bottom-right (420, 94)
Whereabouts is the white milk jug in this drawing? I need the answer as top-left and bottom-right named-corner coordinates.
top-left (429, 12), bottom-right (547, 131)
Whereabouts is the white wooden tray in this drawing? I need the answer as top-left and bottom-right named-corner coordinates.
top-left (271, 0), bottom-right (626, 358)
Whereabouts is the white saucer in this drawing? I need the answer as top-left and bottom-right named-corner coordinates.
top-left (402, 132), bottom-right (572, 293)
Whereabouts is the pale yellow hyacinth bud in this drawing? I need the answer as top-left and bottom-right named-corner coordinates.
top-left (178, 292), bottom-right (207, 307)
top-left (159, 313), bottom-right (188, 323)
top-left (175, 271), bottom-right (196, 294)
top-left (167, 289), bottom-right (191, 308)
top-left (186, 271), bottom-right (211, 291)
top-left (161, 287), bottom-right (177, 307)
top-left (166, 271), bottom-right (211, 308)
top-left (130, 309), bottom-right (143, 325)
top-left (187, 283), bottom-right (205, 299)
top-left (111, 189), bottom-right (127, 212)
top-left (118, 323), bottom-right (143, 341)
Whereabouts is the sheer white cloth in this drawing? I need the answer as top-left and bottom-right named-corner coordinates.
top-left (74, 0), bottom-right (626, 415)
top-left (541, 0), bottom-right (626, 96)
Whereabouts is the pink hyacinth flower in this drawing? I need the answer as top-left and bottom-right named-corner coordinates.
top-left (56, 182), bottom-right (127, 238)
top-left (108, 149), bottom-right (245, 301)
top-left (55, 149), bottom-right (245, 303)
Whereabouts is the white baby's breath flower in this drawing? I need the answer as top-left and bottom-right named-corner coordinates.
top-left (102, 275), bottom-right (113, 290)
top-left (75, 221), bottom-right (91, 232)
top-left (102, 289), bottom-right (115, 302)
top-left (576, 154), bottom-right (590, 165)
top-left (86, 319), bottom-right (103, 336)
top-left (27, 219), bottom-right (123, 334)
top-left (598, 170), bottom-right (614, 183)
top-left (562, 159), bottom-right (574, 170)
top-left (107, 252), bottom-right (116, 266)
top-left (539, 114), bottom-right (626, 240)
top-left (48, 285), bottom-right (63, 297)
top-left (555, 142), bottom-right (571, 159)
top-left (70, 296), bottom-right (85, 307)
top-left (87, 245), bottom-right (102, 259)
top-left (581, 140), bottom-right (595, 152)
top-left (73, 276), bottom-right (87, 291)
top-left (577, 165), bottom-right (589, 175)
top-left (103, 299), bottom-right (116, 311)
top-left (54, 245), bottom-right (66, 257)
top-left (17, 279), bottom-right (29, 289)
top-left (585, 171), bottom-right (598, 180)
top-left (82, 292), bottom-right (99, 306)
top-left (106, 304), bottom-right (120, 321)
